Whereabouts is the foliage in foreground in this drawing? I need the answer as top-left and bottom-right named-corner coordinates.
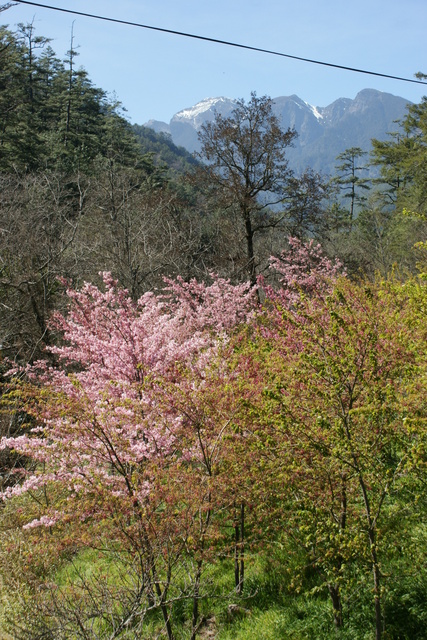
top-left (0, 239), bottom-right (426, 639)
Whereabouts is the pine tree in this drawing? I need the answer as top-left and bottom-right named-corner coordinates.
top-left (332, 147), bottom-right (370, 227)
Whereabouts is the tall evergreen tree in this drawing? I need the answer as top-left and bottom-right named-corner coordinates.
top-left (332, 147), bottom-right (370, 227)
top-left (371, 87), bottom-right (427, 216)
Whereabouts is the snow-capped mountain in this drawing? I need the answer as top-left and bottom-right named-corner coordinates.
top-left (147, 97), bottom-right (236, 152)
top-left (172, 97), bottom-right (237, 129)
top-left (145, 89), bottom-right (411, 176)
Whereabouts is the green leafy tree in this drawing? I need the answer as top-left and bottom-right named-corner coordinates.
top-left (371, 90), bottom-right (427, 272)
top-left (370, 130), bottom-right (413, 207)
top-left (371, 86), bottom-right (427, 217)
top-left (238, 271), bottom-right (426, 638)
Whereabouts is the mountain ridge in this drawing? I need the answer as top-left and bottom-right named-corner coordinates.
top-left (144, 89), bottom-right (411, 176)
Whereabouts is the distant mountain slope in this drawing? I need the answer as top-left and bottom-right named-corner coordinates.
top-left (132, 124), bottom-right (199, 174)
top-left (144, 90), bottom-right (411, 176)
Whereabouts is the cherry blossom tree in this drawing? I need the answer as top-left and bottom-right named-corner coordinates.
top-left (1, 271), bottom-right (255, 638)
top-left (0, 238), bottom-right (342, 635)
top-left (260, 236), bottom-right (344, 308)
top-left (3, 239), bottom-right (424, 639)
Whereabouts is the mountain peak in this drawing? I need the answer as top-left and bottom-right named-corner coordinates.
top-left (174, 97), bottom-right (235, 122)
top-left (144, 90), bottom-right (411, 175)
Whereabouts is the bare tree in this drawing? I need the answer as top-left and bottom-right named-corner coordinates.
top-left (0, 171), bottom-right (86, 363)
top-left (0, 3), bottom-right (16, 14)
top-left (195, 93), bottom-right (296, 285)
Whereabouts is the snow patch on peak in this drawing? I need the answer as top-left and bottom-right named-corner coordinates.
top-left (175, 97), bottom-right (234, 121)
top-left (304, 101), bottom-right (323, 121)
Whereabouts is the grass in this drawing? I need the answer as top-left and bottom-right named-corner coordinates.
top-left (1, 535), bottom-right (426, 639)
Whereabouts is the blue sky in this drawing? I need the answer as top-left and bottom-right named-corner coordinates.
top-left (2, 0), bottom-right (427, 124)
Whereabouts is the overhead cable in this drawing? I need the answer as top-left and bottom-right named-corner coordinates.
top-left (12, 0), bottom-right (427, 87)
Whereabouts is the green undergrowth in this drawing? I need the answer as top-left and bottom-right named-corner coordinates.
top-left (1, 537), bottom-right (426, 639)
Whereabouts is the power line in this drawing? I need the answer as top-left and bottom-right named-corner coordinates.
top-left (11, 0), bottom-right (427, 87)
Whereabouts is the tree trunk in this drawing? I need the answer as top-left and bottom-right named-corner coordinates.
top-left (357, 470), bottom-right (383, 640)
top-left (190, 559), bottom-right (203, 640)
top-left (243, 208), bottom-right (256, 287)
top-left (328, 583), bottom-right (343, 628)
top-left (152, 568), bottom-right (174, 640)
top-left (369, 531), bottom-right (382, 640)
top-left (234, 501), bottom-right (245, 594)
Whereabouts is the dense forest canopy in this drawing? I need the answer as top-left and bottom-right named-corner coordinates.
top-left (0, 18), bottom-right (426, 640)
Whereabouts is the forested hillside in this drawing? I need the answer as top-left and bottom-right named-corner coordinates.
top-left (0, 19), bottom-right (426, 640)
top-left (132, 124), bottom-right (199, 174)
